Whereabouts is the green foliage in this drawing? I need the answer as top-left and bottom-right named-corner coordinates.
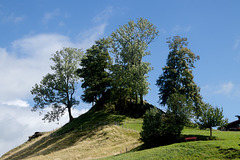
top-left (197, 103), bottom-right (228, 138)
top-left (140, 107), bottom-right (163, 146)
top-left (31, 47), bottom-right (83, 122)
top-left (78, 38), bottom-right (112, 104)
top-left (156, 36), bottom-right (203, 116)
top-left (110, 17), bottom-right (159, 106)
top-left (141, 94), bottom-right (193, 147)
top-left (165, 93), bottom-right (193, 138)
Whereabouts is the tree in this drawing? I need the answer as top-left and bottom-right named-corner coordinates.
top-left (197, 103), bottom-right (228, 139)
top-left (156, 36), bottom-right (203, 116)
top-left (78, 39), bottom-right (112, 105)
top-left (31, 47), bottom-right (83, 122)
top-left (110, 17), bottom-right (159, 106)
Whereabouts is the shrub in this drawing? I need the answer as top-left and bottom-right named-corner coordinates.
top-left (140, 94), bottom-right (191, 147)
top-left (140, 107), bottom-right (163, 147)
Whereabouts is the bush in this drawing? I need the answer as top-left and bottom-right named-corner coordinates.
top-left (140, 107), bottom-right (163, 147)
top-left (140, 94), bottom-right (190, 147)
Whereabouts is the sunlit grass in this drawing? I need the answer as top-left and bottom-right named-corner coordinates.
top-left (103, 128), bottom-right (240, 160)
top-left (121, 118), bottom-right (143, 132)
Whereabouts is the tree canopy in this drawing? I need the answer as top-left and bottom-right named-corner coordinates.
top-left (197, 103), bottom-right (228, 138)
top-left (156, 36), bottom-right (203, 116)
top-left (31, 48), bottom-right (83, 122)
top-left (78, 39), bottom-right (112, 105)
top-left (110, 17), bottom-right (159, 106)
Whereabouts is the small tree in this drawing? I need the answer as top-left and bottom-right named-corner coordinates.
top-left (140, 107), bottom-right (163, 147)
top-left (197, 103), bottom-right (228, 139)
top-left (31, 47), bottom-right (83, 122)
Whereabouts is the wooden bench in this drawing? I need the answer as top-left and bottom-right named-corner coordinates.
top-left (185, 137), bottom-right (197, 141)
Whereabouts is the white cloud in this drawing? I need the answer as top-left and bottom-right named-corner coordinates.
top-left (172, 24), bottom-right (192, 33)
top-left (58, 21), bottom-right (65, 27)
top-left (42, 8), bottom-right (61, 22)
top-left (1, 12), bottom-right (24, 23)
top-left (215, 81), bottom-right (234, 95)
top-left (93, 6), bottom-right (113, 23)
top-left (77, 23), bottom-right (107, 50)
top-left (234, 38), bottom-right (240, 49)
top-left (13, 16), bottom-right (24, 23)
top-left (12, 33), bottom-right (73, 57)
top-left (2, 99), bottom-right (29, 107)
top-left (0, 34), bottom-right (73, 101)
top-left (201, 81), bottom-right (238, 97)
top-left (42, 8), bottom-right (70, 25)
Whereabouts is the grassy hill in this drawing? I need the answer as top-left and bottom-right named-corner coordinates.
top-left (0, 106), bottom-right (143, 160)
top-left (1, 105), bottom-right (240, 160)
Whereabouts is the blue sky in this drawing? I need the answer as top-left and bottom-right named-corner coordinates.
top-left (1, 0), bottom-right (240, 156)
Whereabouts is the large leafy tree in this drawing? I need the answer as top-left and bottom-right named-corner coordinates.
top-left (110, 17), bottom-right (159, 106)
top-left (31, 48), bottom-right (83, 122)
top-left (78, 39), bottom-right (112, 105)
top-left (156, 36), bottom-right (202, 116)
top-left (197, 103), bottom-right (227, 139)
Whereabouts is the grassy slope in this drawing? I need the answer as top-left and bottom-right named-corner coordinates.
top-left (0, 107), bottom-right (142, 160)
top-left (2, 106), bottom-right (240, 160)
top-left (103, 129), bottom-right (240, 160)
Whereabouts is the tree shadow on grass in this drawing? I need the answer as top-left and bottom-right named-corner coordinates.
top-left (218, 147), bottom-right (240, 159)
top-left (130, 134), bottom-right (216, 153)
top-left (54, 106), bottom-right (127, 136)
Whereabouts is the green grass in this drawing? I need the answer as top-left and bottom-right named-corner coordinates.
top-left (121, 118), bottom-right (143, 132)
top-left (102, 128), bottom-right (240, 160)
top-left (54, 106), bottom-right (127, 136)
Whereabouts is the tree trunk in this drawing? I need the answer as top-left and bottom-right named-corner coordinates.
top-left (135, 94), bottom-right (138, 105)
top-left (140, 94), bottom-right (143, 107)
top-left (68, 106), bottom-right (74, 122)
top-left (210, 127), bottom-right (212, 139)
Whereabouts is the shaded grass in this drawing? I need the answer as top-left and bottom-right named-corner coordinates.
top-left (54, 106), bottom-right (127, 136)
